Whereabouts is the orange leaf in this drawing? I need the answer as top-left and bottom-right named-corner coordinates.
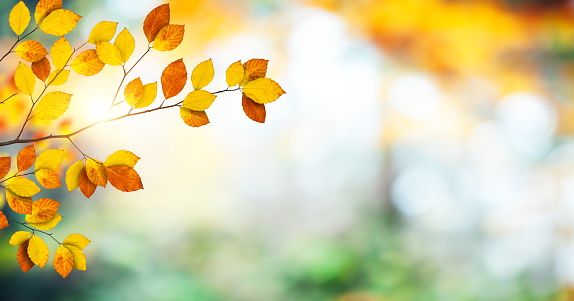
top-left (17, 239), bottom-right (34, 273)
top-left (6, 189), bottom-right (32, 214)
top-left (86, 158), bottom-right (107, 187)
top-left (180, 107), bottom-right (209, 127)
top-left (242, 93), bottom-right (266, 123)
top-left (106, 165), bottom-right (143, 192)
top-left (35, 169), bottom-right (61, 189)
top-left (240, 59), bottom-right (268, 85)
top-left (143, 3), bottom-right (170, 43)
top-left (161, 58), bottom-right (187, 100)
top-left (152, 24), bottom-right (184, 52)
top-left (0, 157), bottom-right (11, 179)
top-left (78, 167), bottom-right (96, 198)
top-left (124, 77), bottom-right (144, 106)
top-left (54, 245), bottom-right (74, 278)
top-left (17, 145), bottom-right (35, 172)
top-left (31, 57), bottom-right (51, 82)
top-left (71, 49), bottom-right (105, 76)
top-left (35, 0), bottom-right (62, 25)
top-left (0, 211), bottom-right (9, 230)
top-left (14, 40), bottom-right (48, 62)
top-left (26, 198), bottom-right (59, 223)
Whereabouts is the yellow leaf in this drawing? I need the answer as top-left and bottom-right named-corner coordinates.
top-left (14, 40), bottom-right (47, 63)
top-left (9, 1), bottom-right (31, 36)
top-left (95, 41), bottom-right (122, 66)
top-left (226, 60), bottom-right (244, 87)
top-left (161, 59), bottom-right (187, 99)
top-left (39, 9), bottom-right (81, 36)
top-left (114, 28), bottom-right (135, 63)
top-left (35, 149), bottom-right (63, 171)
top-left (54, 245), bottom-right (74, 278)
top-left (65, 245), bottom-right (86, 271)
top-left (17, 145), bottom-right (35, 172)
top-left (124, 77), bottom-right (144, 107)
top-left (0, 211), bottom-right (9, 230)
top-left (180, 107), bottom-right (209, 127)
top-left (0, 157), bottom-right (10, 179)
top-left (242, 92), bottom-right (266, 123)
top-left (182, 90), bottom-right (216, 111)
top-left (35, 169), bottom-right (61, 189)
top-left (50, 36), bottom-right (72, 70)
top-left (25, 198), bottom-right (59, 223)
top-left (143, 3), bottom-right (170, 43)
top-left (242, 78), bottom-right (286, 104)
top-left (78, 167), bottom-right (96, 198)
top-left (86, 158), bottom-right (107, 187)
top-left (47, 69), bottom-right (70, 86)
top-left (6, 178), bottom-right (40, 198)
top-left (27, 213), bottom-right (62, 230)
top-left (63, 234), bottom-right (91, 250)
top-left (152, 24), bottom-right (185, 52)
top-left (6, 189), bottom-right (32, 214)
top-left (65, 160), bottom-right (84, 192)
top-left (71, 49), bottom-right (105, 76)
top-left (134, 82), bottom-right (157, 109)
top-left (31, 57), bottom-right (51, 82)
top-left (28, 235), bottom-right (49, 269)
top-left (104, 150), bottom-right (140, 168)
top-left (17, 239), bottom-right (34, 273)
top-left (105, 165), bottom-right (143, 192)
top-left (88, 21), bottom-right (117, 44)
top-left (35, 0), bottom-right (62, 25)
top-left (191, 59), bottom-right (214, 90)
top-left (14, 62), bottom-right (35, 96)
top-left (34, 92), bottom-right (72, 120)
top-left (9, 231), bottom-right (32, 246)
top-left (239, 59), bottom-right (268, 86)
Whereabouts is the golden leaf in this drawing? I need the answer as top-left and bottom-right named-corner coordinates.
top-left (9, 231), bottom-right (31, 246)
top-left (78, 167), bottom-right (96, 198)
top-left (143, 3), bottom-right (170, 43)
top-left (35, 149), bottom-right (63, 171)
top-left (239, 59), bottom-right (268, 86)
top-left (180, 107), bottom-right (209, 127)
top-left (25, 198), bottom-right (60, 223)
top-left (31, 57), bottom-right (51, 82)
top-left (50, 36), bottom-right (72, 70)
top-left (65, 245), bottom-right (86, 271)
top-left (54, 245), bottom-right (74, 278)
top-left (6, 178), bottom-right (41, 198)
top-left (95, 41), bottom-right (123, 66)
top-left (152, 24), bottom-right (185, 52)
top-left (39, 9), bottom-right (81, 36)
top-left (35, 0), bottom-right (62, 25)
top-left (226, 60), bottom-right (244, 87)
top-left (88, 21), bottom-right (118, 44)
top-left (134, 82), bottom-right (157, 109)
top-left (124, 77), bottom-right (144, 106)
top-left (28, 235), bottom-right (49, 269)
top-left (182, 90), bottom-right (216, 111)
top-left (6, 189), bottom-right (32, 214)
top-left (9, 1), bottom-right (31, 36)
top-left (35, 169), bottom-right (61, 189)
top-left (242, 93), bottom-right (266, 123)
top-left (86, 158), bottom-right (107, 187)
top-left (65, 160), bottom-right (84, 192)
top-left (0, 157), bottom-right (11, 179)
top-left (105, 165), bottom-right (143, 192)
top-left (0, 211), bottom-right (9, 230)
top-left (242, 78), bottom-right (286, 104)
top-left (34, 92), bottom-right (72, 120)
top-left (17, 239), bottom-right (34, 273)
top-left (191, 59), bottom-right (214, 90)
top-left (63, 234), bottom-right (91, 250)
top-left (14, 40), bottom-right (47, 63)
top-left (104, 150), bottom-right (140, 168)
top-left (71, 49), bottom-right (105, 76)
top-left (161, 59), bottom-right (187, 99)
top-left (17, 145), bottom-right (35, 172)
top-left (27, 213), bottom-right (62, 231)
top-left (114, 28), bottom-right (135, 63)
top-left (14, 62), bottom-right (36, 96)
top-left (46, 69), bottom-right (70, 86)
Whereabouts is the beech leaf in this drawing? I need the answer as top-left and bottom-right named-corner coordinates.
top-left (161, 59), bottom-right (187, 99)
top-left (180, 107), bottom-right (209, 128)
top-left (17, 145), bottom-right (36, 172)
top-left (71, 49), bottom-right (105, 76)
top-left (88, 21), bottom-right (118, 44)
top-left (114, 28), bottom-right (135, 63)
top-left (14, 62), bottom-right (36, 96)
top-left (31, 57), bottom-right (51, 82)
top-left (39, 9), bottom-right (81, 36)
top-left (50, 36), bottom-right (72, 70)
top-left (191, 59), bottom-right (214, 90)
top-left (14, 40), bottom-right (48, 63)
top-left (9, 1), bottom-right (31, 36)
top-left (182, 90), bottom-right (216, 111)
top-left (0, 157), bottom-right (11, 179)
top-left (28, 235), bottom-right (49, 269)
top-left (152, 24), bottom-right (185, 52)
top-left (143, 4), bottom-right (170, 43)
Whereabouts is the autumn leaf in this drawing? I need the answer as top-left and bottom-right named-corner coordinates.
top-left (95, 42), bottom-right (123, 66)
top-left (161, 59), bottom-right (187, 99)
top-left (35, 169), bottom-right (62, 189)
top-left (0, 157), bottom-right (11, 179)
top-left (9, 231), bottom-right (32, 246)
top-left (86, 158), bottom-right (107, 187)
top-left (124, 77), bottom-right (144, 106)
top-left (34, 92), bottom-right (72, 120)
top-left (65, 245), bottom-right (86, 271)
top-left (71, 49), bottom-right (105, 76)
top-left (65, 160), bottom-right (84, 192)
top-left (191, 59), bottom-right (214, 90)
top-left (242, 93), bottom-right (266, 123)
top-left (226, 60), bottom-right (244, 87)
top-left (9, 1), bottom-right (31, 36)
top-left (50, 36), bottom-right (72, 70)
top-left (242, 78), bottom-right (286, 104)
top-left (31, 57), bottom-right (51, 82)
top-left (17, 239), bottom-right (34, 273)
top-left (0, 211), bottom-right (9, 230)
top-left (240, 59), bottom-right (268, 86)
top-left (143, 3), bottom-right (170, 43)
top-left (78, 167), bottom-right (96, 198)
top-left (6, 189), bottom-right (32, 214)
top-left (35, 149), bottom-right (63, 171)
top-left (182, 90), bottom-right (216, 111)
top-left (105, 165), bottom-right (143, 192)
top-left (54, 245), bottom-right (74, 278)
top-left (134, 82), bottom-right (157, 109)
top-left (14, 62), bottom-right (36, 96)
top-left (35, 0), bottom-right (62, 25)
top-left (27, 213), bottom-right (62, 231)
top-left (104, 150), bottom-right (140, 168)
top-left (6, 178), bottom-right (41, 198)
top-left (47, 69), bottom-right (70, 86)
top-left (152, 24), bottom-right (185, 52)
top-left (63, 234), bottom-right (91, 250)
top-left (25, 198), bottom-right (60, 224)
top-left (114, 28), bottom-right (135, 63)
top-left (88, 21), bottom-right (118, 44)
top-left (17, 145), bottom-right (35, 172)
top-left (180, 107), bottom-right (209, 127)
top-left (39, 9), bottom-right (81, 36)
top-left (14, 40), bottom-right (48, 63)
top-left (28, 235), bottom-right (49, 269)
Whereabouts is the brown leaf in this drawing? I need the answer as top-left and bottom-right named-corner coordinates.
top-left (26, 198), bottom-right (60, 224)
top-left (106, 165), bottom-right (143, 192)
top-left (143, 3), bottom-right (170, 43)
top-left (0, 157), bottom-right (11, 179)
top-left (180, 107), bottom-right (210, 127)
top-left (54, 245), bottom-right (74, 278)
top-left (17, 145), bottom-right (35, 172)
top-left (240, 59), bottom-right (268, 85)
top-left (17, 239), bottom-right (34, 273)
top-left (31, 57), bottom-right (51, 82)
top-left (242, 93), bottom-right (266, 123)
top-left (0, 211), bottom-right (9, 230)
top-left (14, 40), bottom-right (48, 63)
top-left (85, 158), bottom-right (107, 187)
top-left (152, 24), bottom-right (184, 52)
top-left (161, 58), bottom-right (187, 100)
top-left (78, 167), bottom-right (96, 198)
top-left (35, 169), bottom-right (61, 189)
top-left (71, 49), bottom-right (105, 76)
top-left (6, 189), bottom-right (32, 215)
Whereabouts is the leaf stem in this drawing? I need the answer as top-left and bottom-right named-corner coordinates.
top-left (0, 26), bottom-right (39, 64)
top-left (6, 216), bottom-right (62, 245)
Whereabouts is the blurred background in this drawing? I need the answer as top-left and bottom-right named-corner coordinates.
top-left (1, 0), bottom-right (574, 300)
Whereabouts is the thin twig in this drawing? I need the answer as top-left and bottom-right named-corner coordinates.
top-left (6, 216), bottom-right (62, 245)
